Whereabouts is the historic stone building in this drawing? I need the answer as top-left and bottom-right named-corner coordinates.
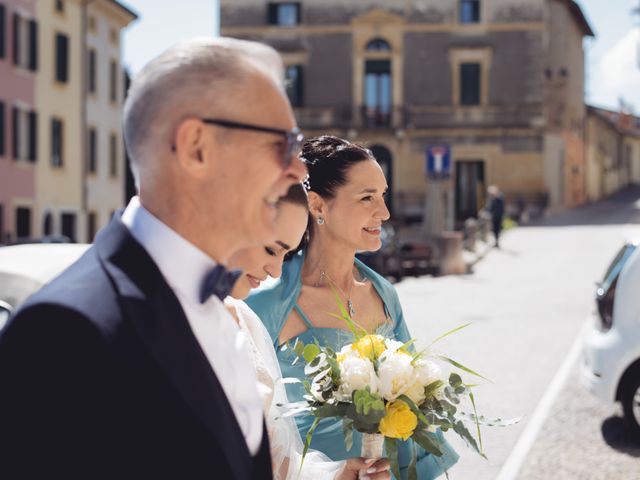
top-left (221, 0), bottom-right (593, 227)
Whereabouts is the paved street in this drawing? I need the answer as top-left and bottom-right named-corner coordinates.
top-left (396, 187), bottom-right (640, 480)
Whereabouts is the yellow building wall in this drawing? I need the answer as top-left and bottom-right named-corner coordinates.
top-left (34, 0), bottom-right (84, 240)
top-left (86, 1), bottom-right (132, 239)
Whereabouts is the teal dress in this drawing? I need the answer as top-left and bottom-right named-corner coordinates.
top-left (247, 251), bottom-right (459, 480)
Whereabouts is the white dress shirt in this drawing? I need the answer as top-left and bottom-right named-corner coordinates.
top-left (121, 196), bottom-right (264, 455)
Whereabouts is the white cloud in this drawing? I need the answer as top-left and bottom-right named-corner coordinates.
top-left (590, 28), bottom-right (640, 112)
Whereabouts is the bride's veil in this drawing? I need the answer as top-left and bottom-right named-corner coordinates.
top-left (232, 298), bottom-right (344, 480)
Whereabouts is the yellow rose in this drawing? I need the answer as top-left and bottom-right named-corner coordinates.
top-left (379, 400), bottom-right (418, 441)
top-left (352, 335), bottom-right (387, 359)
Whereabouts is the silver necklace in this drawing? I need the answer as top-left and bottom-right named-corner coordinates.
top-left (318, 270), bottom-right (356, 317)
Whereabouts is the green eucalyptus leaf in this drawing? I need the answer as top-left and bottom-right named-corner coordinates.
top-left (293, 338), bottom-right (305, 357)
top-left (412, 429), bottom-right (443, 457)
top-left (452, 419), bottom-right (486, 459)
top-left (384, 437), bottom-right (401, 480)
top-left (424, 379), bottom-right (445, 398)
top-left (458, 412), bottom-right (522, 427)
top-left (303, 343), bottom-right (321, 363)
top-left (449, 373), bottom-right (463, 389)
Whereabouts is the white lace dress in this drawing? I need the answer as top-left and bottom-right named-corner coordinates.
top-left (225, 298), bottom-right (344, 480)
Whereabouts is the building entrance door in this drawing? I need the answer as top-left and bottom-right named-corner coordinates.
top-left (455, 160), bottom-right (486, 223)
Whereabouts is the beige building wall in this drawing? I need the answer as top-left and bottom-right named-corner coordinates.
top-left (543, 0), bottom-right (590, 211)
top-left (34, 0), bottom-right (84, 241)
top-left (629, 138), bottom-right (640, 185)
top-left (86, 0), bottom-right (134, 241)
top-left (585, 113), bottom-right (621, 202)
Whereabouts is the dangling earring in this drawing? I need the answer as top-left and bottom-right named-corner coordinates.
top-left (317, 216), bottom-right (325, 225)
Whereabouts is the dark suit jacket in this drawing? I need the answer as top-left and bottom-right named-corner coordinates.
top-left (0, 217), bottom-right (272, 480)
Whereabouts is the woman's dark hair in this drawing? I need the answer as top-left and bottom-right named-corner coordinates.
top-left (301, 135), bottom-right (373, 199)
top-left (279, 183), bottom-right (309, 262)
top-left (283, 136), bottom-right (373, 260)
top-left (278, 182), bottom-right (308, 210)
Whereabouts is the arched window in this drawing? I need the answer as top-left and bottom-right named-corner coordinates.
top-left (366, 38), bottom-right (391, 52)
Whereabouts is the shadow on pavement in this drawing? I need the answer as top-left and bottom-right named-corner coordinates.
top-left (522, 186), bottom-right (640, 228)
top-left (601, 416), bottom-right (640, 456)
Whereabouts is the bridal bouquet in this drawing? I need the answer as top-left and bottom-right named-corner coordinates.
top-left (281, 296), bottom-right (517, 479)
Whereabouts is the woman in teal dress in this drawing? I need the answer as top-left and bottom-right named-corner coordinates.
top-left (247, 136), bottom-right (458, 480)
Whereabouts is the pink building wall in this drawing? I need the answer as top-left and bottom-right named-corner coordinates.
top-left (0, 0), bottom-right (36, 241)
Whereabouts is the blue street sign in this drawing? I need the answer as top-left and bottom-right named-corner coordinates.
top-left (426, 145), bottom-right (451, 179)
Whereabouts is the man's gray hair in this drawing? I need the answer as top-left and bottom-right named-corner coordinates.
top-left (123, 37), bottom-right (284, 187)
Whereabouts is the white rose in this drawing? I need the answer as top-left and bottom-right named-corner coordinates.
top-left (377, 350), bottom-right (415, 401)
top-left (405, 359), bottom-right (441, 405)
top-left (384, 338), bottom-right (405, 353)
top-left (338, 355), bottom-right (378, 399)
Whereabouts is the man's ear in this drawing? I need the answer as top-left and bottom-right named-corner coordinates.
top-left (307, 191), bottom-right (325, 218)
top-left (173, 118), bottom-right (209, 177)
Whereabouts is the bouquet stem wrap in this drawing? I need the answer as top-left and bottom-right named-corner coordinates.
top-left (359, 433), bottom-right (385, 479)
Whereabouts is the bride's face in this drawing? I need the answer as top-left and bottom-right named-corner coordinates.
top-left (228, 202), bottom-right (308, 299)
top-left (315, 159), bottom-right (390, 252)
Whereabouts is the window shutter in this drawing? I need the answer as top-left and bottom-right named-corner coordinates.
top-left (296, 65), bottom-right (304, 107)
top-left (88, 49), bottom-right (96, 93)
top-left (460, 63), bottom-right (481, 106)
top-left (28, 19), bottom-right (37, 71)
top-left (267, 4), bottom-right (278, 24)
top-left (56, 34), bottom-right (68, 82)
top-left (28, 110), bottom-right (37, 162)
top-left (0, 102), bottom-right (4, 157)
top-left (12, 13), bottom-right (18, 65)
top-left (0, 5), bottom-right (6, 59)
top-left (12, 106), bottom-right (19, 159)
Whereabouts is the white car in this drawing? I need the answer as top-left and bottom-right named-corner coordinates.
top-left (581, 239), bottom-right (640, 439)
top-left (0, 244), bottom-right (89, 331)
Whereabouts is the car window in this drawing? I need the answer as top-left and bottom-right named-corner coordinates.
top-left (0, 302), bottom-right (11, 332)
top-left (600, 243), bottom-right (637, 294)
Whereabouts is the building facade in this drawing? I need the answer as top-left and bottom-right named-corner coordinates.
top-left (585, 106), bottom-right (640, 202)
top-left (221, 0), bottom-right (593, 227)
top-left (85, 0), bottom-right (133, 242)
top-left (35, 0), bottom-right (84, 242)
top-left (0, 0), bottom-right (37, 243)
top-left (0, 0), bottom-right (135, 244)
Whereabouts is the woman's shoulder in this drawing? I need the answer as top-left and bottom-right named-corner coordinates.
top-left (246, 252), bottom-right (305, 339)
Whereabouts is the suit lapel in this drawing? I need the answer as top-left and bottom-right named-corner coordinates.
top-left (95, 218), bottom-right (253, 480)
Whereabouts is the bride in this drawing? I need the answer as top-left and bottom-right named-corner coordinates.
top-left (225, 183), bottom-right (391, 480)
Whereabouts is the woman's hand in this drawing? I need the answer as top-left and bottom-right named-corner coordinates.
top-left (335, 457), bottom-right (391, 480)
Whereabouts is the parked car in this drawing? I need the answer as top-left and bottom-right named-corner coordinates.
top-left (0, 244), bottom-right (88, 331)
top-left (581, 239), bottom-right (640, 439)
top-left (4, 234), bottom-right (73, 246)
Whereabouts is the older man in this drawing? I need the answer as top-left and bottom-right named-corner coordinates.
top-left (0, 38), bottom-right (306, 479)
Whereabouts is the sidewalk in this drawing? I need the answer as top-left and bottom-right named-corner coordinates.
top-left (463, 237), bottom-right (494, 271)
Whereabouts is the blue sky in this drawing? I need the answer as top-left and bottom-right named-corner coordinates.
top-left (119, 0), bottom-right (640, 113)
